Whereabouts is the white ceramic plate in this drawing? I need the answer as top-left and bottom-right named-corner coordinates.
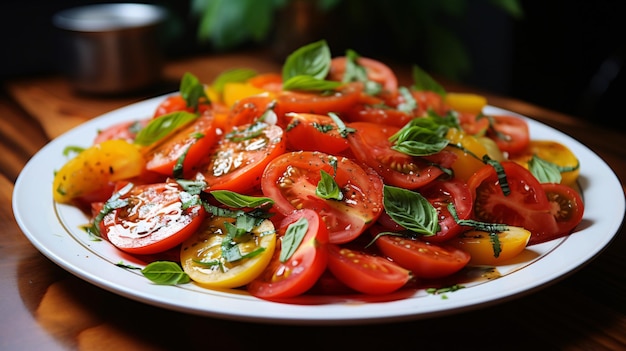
top-left (13, 96), bottom-right (625, 325)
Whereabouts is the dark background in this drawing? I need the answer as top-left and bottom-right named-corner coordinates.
top-left (1, 0), bottom-right (624, 130)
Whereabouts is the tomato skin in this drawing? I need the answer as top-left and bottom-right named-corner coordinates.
top-left (467, 161), bottom-right (561, 243)
top-left (144, 115), bottom-right (218, 176)
top-left (374, 234), bottom-right (471, 279)
top-left (486, 115), bottom-right (530, 156)
top-left (535, 183), bottom-right (585, 245)
top-left (101, 182), bottom-right (206, 255)
top-left (329, 56), bottom-right (398, 92)
top-left (419, 178), bottom-right (473, 242)
top-left (227, 94), bottom-right (277, 130)
top-left (347, 122), bottom-right (446, 189)
top-left (247, 209), bottom-right (329, 299)
top-left (326, 244), bottom-right (410, 295)
top-left (284, 113), bottom-right (349, 154)
top-left (192, 122), bottom-right (286, 194)
top-left (261, 151), bottom-right (384, 244)
top-left (153, 95), bottom-right (210, 118)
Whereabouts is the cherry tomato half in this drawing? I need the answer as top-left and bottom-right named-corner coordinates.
top-left (327, 244), bottom-right (410, 295)
top-left (261, 151), bottom-right (384, 244)
top-left (536, 182), bottom-right (585, 245)
top-left (486, 115), bottom-right (530, 156)
top-left (374, 234), bottom-right (471, 279)
top-left (248, 209), bottom-right (329, 299)
top-left (100, 182), bottom-right (206, 255)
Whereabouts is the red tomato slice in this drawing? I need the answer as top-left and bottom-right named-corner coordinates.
top-left (153, 95), bottom-right (211, 119)
top-left (261, 151), bottom-right (384, 244)
top-left (457, 112), bottom-right (489, 136)
top-left (284, 113), bottom-right (349, 154)
top-left (374, 234), bottom-right (470, 279)
top-left (535, 183), bottom-right (585, 245)
top-left (326, 244), bottom-right (410, 295)
top-left (144, 115), bottom-right (218, 176)
top-left (274, 83), bottom-right (362, 127)
top-left (247, 209), bottom-right (329, 299)
top-left (346, 122), bottom-right (447, 189)
top-left (329, 56), bottom-right (398, 92)
top-left (93, 119), bottom-right (150, 144)
top-left (467, 161), bottom-right (560, 242)
top-left (486, 115), bottom-right (530, 156)
top-left (191, 122), bottom-right (286, 194)
top-left (100, 182), bottom-right (206, 255)
top-left (410, 90), bottom-right (447, 117)
top-left (247, 72), bottom-right (283, 92)
top-left (227, 94), bottom-right (277, 130)
top-left (419, 178), bottom-right (473, 242)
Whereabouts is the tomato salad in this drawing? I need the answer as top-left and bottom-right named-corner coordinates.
top-left (53, 40), bottom-right (584, 301)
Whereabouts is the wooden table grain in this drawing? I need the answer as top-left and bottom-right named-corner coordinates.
top-left (2, 51), bottom-right (625, 351)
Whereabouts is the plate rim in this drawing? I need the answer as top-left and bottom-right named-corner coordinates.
top-left (12, 96), bottom-right (625, 325)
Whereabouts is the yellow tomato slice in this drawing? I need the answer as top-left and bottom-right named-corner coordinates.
top-left (223, 82), bottom-right (268, 107)
top-left (52, 139), bottom-right (144, 203)
top-left (446, 128), bottom-right (491, 181)
top-left (180, 216), bottom-right (276, 289)
top-left (445, 93), bottom-right (487, 114)
top-left (511, 140), bottom-right (580, 186)
top-left (450, 227), bottom-right (531, 266)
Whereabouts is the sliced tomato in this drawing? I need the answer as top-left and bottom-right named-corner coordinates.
top-left (143, 114), bottom-right (218, 176)
top-left (227, 94), bottom-right (277, 130)
top-left (153, 94), bottom-right (211, 119)
top-left (410, 90), bottom-right (447, 117)
top-left (261, 151), bottom-right (384, 244)
top-left (100, 182), bottom-right (206, 255)
top-left (284, 113), bottom-right (349, 154)
top-left (247, 209), bottom-right (329, 299)
top-left (457, 112), bottom-right (490, 136)
top-left (510, 140), bottom-right (581, 186)
top-left (191, 122), bottom-right (286, 194)
top-left (486, 115), bottom-right (530, 156)
top-left (374, 234), bottom-right (470, 279)
top-left (180, 216), bottom-right (276, 289)
top-left (326, 244), bottom-right (410, 295)
top-left (467, 161), bottom-right (561, 244)
top-left (93, 119), bottom-right (150, 144)
top-left (419, 178), bottom-right (473, 242)
top-left (346, 122), bottom-right (448, 189)
top-left (450, 226), bottom-right (531, 266)
top-left (343, 90), bottom-right (414, 128)
top-left (274, 83), bottom-right (362, 127)
top-left (537, 183), bottom-right (585, 244)
top-left (247, 72), bottom-right (283, 92)
top-left (329, 56), bottom-right (398, 92)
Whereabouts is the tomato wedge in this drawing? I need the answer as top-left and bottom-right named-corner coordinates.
top-left (326, 244), bottom-right (410, 295)
top-left (467, 161), bottom-right (561, 244)
top-left (284, 113), bottom-right (349, 154)
top-left (537, 183), bottom-right (585, 245)
top-left (261, 151), bottom-right (384, 244)
top-left (153, 94), bottom-right (211, 118)
top-left (100, 182), bottom-right (206, 255)
top-left (248, 209), bottom-right (329, 299)
top-left (93, 119), bottom-right (150, 144)
top-left (191, 121), bottom-right (286, 194)
top-left (347, 122), bottom-right (448, 189)
top-left (419, 178), bottom-right (473, 242)
top-left (450, 226), bottom-right (531, 265)
top-left (144, 115), bottom-right (218, 177)
top-left (486, 115), bottom-right (530, 156)
top-left (374, 234), bottom-right (471, 279)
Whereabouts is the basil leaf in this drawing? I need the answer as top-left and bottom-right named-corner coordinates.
top-left (180, 72), bottom-right (210, 111)
top-left (211, 189), bottom-right (275, 208)
top-left (62, 145), bottom-right (85, 157)
top-left (282, 75), bottom-right (341, 91)
top-left (412, 65), bottom-right (446, 97)
top-left (528, 155), bottom-right (562, 183)
top-left (316, 170), bottom-right (343, 200)
top-left (90, 182), bottom-right (134, 236)
top-left (383, 185), bottom-right (439, 236)
top-left (391, 125), bottom-right (449, 156)
top-left (141, 261), bottom-right (190, 285)
top-left (211, 68), bottom-right (257, 94)
top-left (282, 39), bottom-right (332, 81)
top-left (328, 112), bottom-right (355, 137)
top-left (280, 217), bottom-right (308, 262)
top-left (133, 111), bottom-right (198, 146)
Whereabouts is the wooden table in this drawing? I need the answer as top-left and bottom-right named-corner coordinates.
top-left (2, 51), bottom-right (626, 350)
